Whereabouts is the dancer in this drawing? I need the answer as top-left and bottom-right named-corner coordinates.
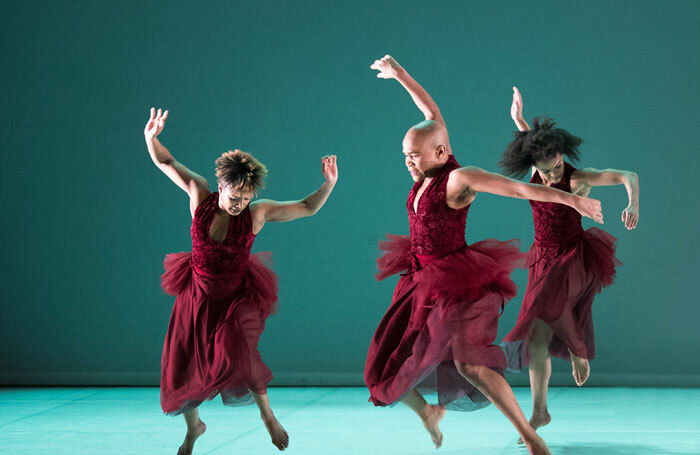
top-left (144, 108), bottom-right (338, 454)
top-left (363, 56), bottom-right (603, 455)
top-left (500, 87), bottom-right (638, 442)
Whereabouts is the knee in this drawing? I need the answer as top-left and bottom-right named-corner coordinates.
top-left (528, 341), bottom-right (550, 363)
top-left (454, 361), bottom-right (485, 381)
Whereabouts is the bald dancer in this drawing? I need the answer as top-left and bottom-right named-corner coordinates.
top-left (364, 55), bottom-right (604, 455)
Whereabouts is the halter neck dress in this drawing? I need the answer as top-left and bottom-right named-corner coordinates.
top-left (502, 162), bottom-right (621, 361)
top-left (365, 155), bottom-right (525, 411)
top-left (159, 192), bottom-right (278, 415)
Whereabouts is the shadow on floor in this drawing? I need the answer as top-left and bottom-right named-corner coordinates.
top-left (553, 443), bottom-right (698, 455)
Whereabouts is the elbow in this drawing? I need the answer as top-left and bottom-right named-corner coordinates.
top-left (301, 200), bottom-right (319, 217)
top-left (624, 171), bottom-right (638, 185)
top-left (156, 157), bottom-right (174, 167)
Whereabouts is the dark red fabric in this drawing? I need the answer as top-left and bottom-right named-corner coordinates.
top-left (159, 192), bottom-right (278, 415)
top-left (407, 156), bottom-right (469, 258)
top-left (503, 163), bottom-right (621, 360)
top-left (365, 156), bottom-right (526, 411)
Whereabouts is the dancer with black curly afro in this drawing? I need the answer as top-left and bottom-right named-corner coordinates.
top-left (500, 87), bottom-right (639, 444)
top-left (144, 107), bottom-right (338, 454)
top-left (363, 55), bottom-right (610, 455)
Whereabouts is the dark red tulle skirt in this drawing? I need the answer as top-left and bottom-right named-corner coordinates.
top-left (503, 227), bottom-right (621, 361)
top-left (365, 235), bottom-right (526, 411)
top-left (159, 252), bottom-right (278, 416)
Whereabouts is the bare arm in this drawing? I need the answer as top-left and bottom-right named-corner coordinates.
top-left (453, 166), bottom-right (604, 223)
top-left (144, 108), bottom-right (210, 216)
top-left (251, 155), bottom-right (337, 227)
top-left (574, 168), bottom-right (640, 229)
top-left (509, 86), bottom-right (537, 177)
top-left (511, 87), bottom-right (531, 132)
top-left (370, 55), bottom-right (445, 125)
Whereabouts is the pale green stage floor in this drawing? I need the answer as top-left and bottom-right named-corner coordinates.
top-left (2, 387), bottom-right (699, 455)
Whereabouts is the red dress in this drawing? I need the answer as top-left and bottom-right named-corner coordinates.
top-left (364, 156), bottom-right (525, 411)
top-left (159, 192), bottom-right (278, 415)
top-left (502, 163), bottom-right (621, 361)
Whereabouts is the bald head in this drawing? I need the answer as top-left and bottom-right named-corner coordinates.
top-left (409, 119), bottom-right (447, 136)
top-left (402, 120), bottom-right (451, 181)
top-left (403, 120), bottom-right (450, 158)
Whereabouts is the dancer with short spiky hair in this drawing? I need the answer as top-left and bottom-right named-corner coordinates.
top-left (501, 88), bottom-right (638, 443)
top-left (144, 108), bottom-right (337, 454)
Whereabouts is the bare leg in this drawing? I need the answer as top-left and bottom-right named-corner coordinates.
top-left (455, 362), bottom-right (550, 455)
top-left (177, 408), bottom-right (207, 455)
top-left (569, 350), bottom-right (590, 386)
top-left (251, 390), bottom-right (289, 451)
top-left (400, 388), bottom-right (446, 448)
top-left (518, 318), bottom-right (553, 444)
top-left (549, 305), bottom-right (592, 386)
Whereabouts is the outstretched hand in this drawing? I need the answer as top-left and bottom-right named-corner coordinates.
top-left (511, 87), bottom-right (525, 125)
top-left (321, 155), bottom-right (338, 184)
top-left (144, 107), bottom-right (168, 141)
top-left (574, 196), bottom-right (604, 224)
top-left (621, 205), bottom-right (638, 230)
top-left (370, 55), bottom-right (404, 79)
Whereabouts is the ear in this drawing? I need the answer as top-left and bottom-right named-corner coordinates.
top-left (217, 183), bottom-right (223, 193)
top-left (435, 144), bottom-right (447, 158)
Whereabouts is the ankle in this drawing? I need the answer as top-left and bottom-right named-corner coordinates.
top-left (186, 422), bottom-right (203, 436)
top-left (532, 408), bottom-right (549, 418)
top-left (260, 411), bottom-right (276, 423)
top-left (411, 402), bottom-right (429, 420)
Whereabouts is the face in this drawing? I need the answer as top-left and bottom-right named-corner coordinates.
top-left (402, 130), bottom-right (447, 182)
top-left (534, 153), bottom-right (564, 185)
top-left (218, 183), bottom-right (254, 216)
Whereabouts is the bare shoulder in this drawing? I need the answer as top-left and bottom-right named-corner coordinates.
top-left (249, 199), bottom-right (269, 218)
top-left (193, 181), bottom-right (211, 200)
top-left (188, 186), bottom-right (212, 218)
top-left (449, 165), bottom-right (493, 188)
top-left (248, 200), bottom-right (269, 233)
top-left (453, 165), bottom-right (484, 177)
top-left (573, 167), bottom-right (599, 177)
top-left (447, 166), bottom-right (479, 205)
top-left (570, 167), bottom-right (595, 196)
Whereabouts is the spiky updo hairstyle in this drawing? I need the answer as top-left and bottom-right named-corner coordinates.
top-left (499, 117), bottom-right (583, 179)
top-left (215, 149), bottom-right (267, 194)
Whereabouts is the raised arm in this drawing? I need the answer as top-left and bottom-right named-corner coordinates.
top-left (452, 166), bottom-right (604, 223)
top-left (144, 108), bottom-right (210, 216)
top-left (573, 168), bottom-right (639, 229)
top-left (511, 87), bottom-right (531, 132)
top-left (250, 155), bottom-right (337, 230)
top-left (370, 55), bottom-right (445, 125)
top-left (509, 87), bottom-right (536, 177)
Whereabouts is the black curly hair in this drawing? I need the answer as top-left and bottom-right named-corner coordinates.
top-left (499, 117), bottom-right (582, 179)
top-left (215, 149), bottom-right (267, 193)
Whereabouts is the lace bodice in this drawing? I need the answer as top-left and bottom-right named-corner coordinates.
top-left (408, 155), bottom-right (469, 257)
top-left (529, 162), bottom-right (584, 248)
top-left (190, 192), bottom-right (255, 275)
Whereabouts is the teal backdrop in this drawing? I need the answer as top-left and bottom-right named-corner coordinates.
top-left (2, 1), bottom-right (698, 386)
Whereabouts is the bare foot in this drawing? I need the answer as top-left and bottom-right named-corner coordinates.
top-left (262, 415), bottom-right (289, 451)
top-left (517, 411), bottom-right (551, 444)
top-left (421, 404), bottom-right (445, 449)
top-left (177, 420), bottom-right (206, 455)
top-left (522, 433), bottom-right (551, 455)
top-left (570, 353), bottom-right (590, 386)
